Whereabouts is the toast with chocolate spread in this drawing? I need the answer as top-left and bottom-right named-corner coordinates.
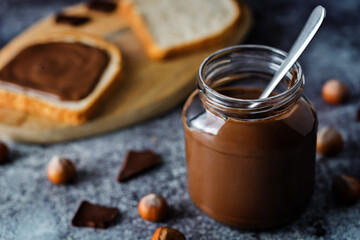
top-left (0, 32), bottom-right (122, 125)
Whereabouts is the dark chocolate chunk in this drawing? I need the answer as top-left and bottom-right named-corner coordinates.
top-left (71, 201), bottom-right (118, 229)
top-left (55, 13), bottom-right (91, 26)
top-left (117, 150), bottom-right (161, 182)
top-left (356, 108), bottom-right (360, 122)
top-left (0, 142), bottom-right (9, 165)
top-left (88, 0), bottom-right (117, 13)
top-left (313, 222), bottom-right (327, 237)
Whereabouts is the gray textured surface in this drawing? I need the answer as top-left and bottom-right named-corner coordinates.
top-left (1, 0), bottom-right (360, 239)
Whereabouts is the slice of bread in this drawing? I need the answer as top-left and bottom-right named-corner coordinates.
top-left (119, 0), bottom-right (241, 60)
top-left (0, 32), bottom-right (122, 125)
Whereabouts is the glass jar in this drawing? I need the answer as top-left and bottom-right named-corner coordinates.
top-left (182, 45), bottom-right (318, 229)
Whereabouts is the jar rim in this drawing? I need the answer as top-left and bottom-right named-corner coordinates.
top-left (198, 44), bottom-right (304, 105)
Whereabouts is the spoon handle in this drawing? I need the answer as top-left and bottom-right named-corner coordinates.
top-left (259, 5), bottom-right (326, 99)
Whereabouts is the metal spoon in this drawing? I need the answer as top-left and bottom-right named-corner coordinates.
top-left (252, 5), bottom-right (326, 106)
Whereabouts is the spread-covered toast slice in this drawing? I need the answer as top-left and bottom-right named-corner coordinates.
top-left (0, 32), bottom-right (122, 125)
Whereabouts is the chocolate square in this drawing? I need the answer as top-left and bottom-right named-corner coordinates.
top-left (357, 108), bottom-right (360, 122)
top-left (117, 150), bottom-right (161, 182)
top-left (71, 201), bottom-right (118, 229)
top-left (55, 13), bottom-right (91, 26)
top-left (88, 0), bottom-right (117, 13)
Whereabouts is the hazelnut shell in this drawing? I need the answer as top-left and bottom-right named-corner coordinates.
top-left (151, 227), bottom-right (186, 240)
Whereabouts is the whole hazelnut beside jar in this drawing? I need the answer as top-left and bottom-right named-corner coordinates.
top-left (316, 126), bottom-right (344, 156)
top-left (322, 79), bottom-right (349, 105)
top-left (332, 175), bottom-right (360, 205)
top-left (151, 227), bottom-right (185, 240)
top-left (46, 156), bottom-right (76, 185)
top-left (138, 193), bottom-right (169, 222)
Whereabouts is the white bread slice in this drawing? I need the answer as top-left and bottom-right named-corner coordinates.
top-left (0, 32), bottom-right (122, 125)
top-left (119, 0), bottom-right (241, 60)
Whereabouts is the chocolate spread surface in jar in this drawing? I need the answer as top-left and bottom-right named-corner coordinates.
top-left (182, 45), bottom-right (318, 229)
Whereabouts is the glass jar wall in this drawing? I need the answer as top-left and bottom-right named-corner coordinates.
top-left (182, 45), bottom-right (318, 229)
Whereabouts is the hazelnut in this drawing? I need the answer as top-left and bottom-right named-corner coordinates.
top-left (151, 227), bottom-right (186, 240)
top-left (46, 156), bottom-right (76, 185)
top-left (138, 193), bottom-right (168, 222)
top-left (322, 79), bottom-right (349, 105)
top-left (0, 142), bottom-right (9, 165)
top-left (332, 175), bottom-right (360, 205)
top-left (316, 126), bottom-right (343, 156)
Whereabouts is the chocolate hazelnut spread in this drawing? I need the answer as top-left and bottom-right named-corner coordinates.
top-left (182, 45), bottom-right (318, 229)
top-left (0, 42), bottom-right (109, 101)
top-left (183, 88), bottom-right (317, 228)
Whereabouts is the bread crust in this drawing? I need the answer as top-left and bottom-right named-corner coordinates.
top-left (118, 0), bottom-right (242, 60)
top-left (0, 32), bottom-right (122, 125)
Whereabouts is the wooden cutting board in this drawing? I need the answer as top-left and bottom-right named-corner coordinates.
top-left (0, 1), bottom-right (252, 144)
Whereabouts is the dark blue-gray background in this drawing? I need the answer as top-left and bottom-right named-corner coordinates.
top-left (0, 0), bottom-right (359, 239)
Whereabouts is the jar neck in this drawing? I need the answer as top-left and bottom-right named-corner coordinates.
top-left (197, 45), bottom-right (304, 120)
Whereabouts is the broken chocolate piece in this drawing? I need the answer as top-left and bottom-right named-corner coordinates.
top-left (117, 150), bottom-right (161, 182)
top-left (71, 201), bottom-right (118, 229)
top-left (88, 0), bottom-right (117, 13)
top-left (0, 142), bottom-right (9, 165)
top-left (55, 13), bottom-right (91, 26)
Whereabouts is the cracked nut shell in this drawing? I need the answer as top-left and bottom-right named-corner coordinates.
top-left (151, 227), bottom-right (186, 240)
